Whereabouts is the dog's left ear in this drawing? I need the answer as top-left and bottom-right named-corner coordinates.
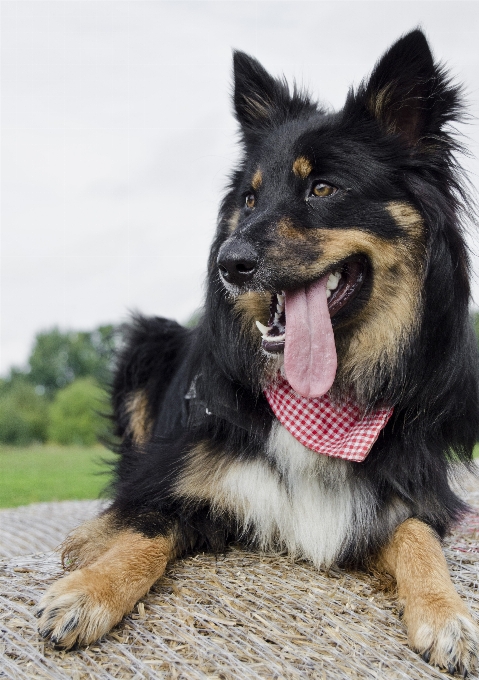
top-left (347, 29), bottom-right (461, 147)
top-left (233, 51), bottom-right (315, 138)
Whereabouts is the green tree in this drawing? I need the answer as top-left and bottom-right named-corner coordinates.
top-left (0, 380), bottom-right (49, 445)
top-left (28, 325), bottom-right (117, 396)
top-left (47, 378), bottom-right (108, 446)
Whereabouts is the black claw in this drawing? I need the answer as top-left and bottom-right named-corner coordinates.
top-left (60, 615), bottom-right (79, 635)
top-left (34, 608), bottom-right (44, 619)
top-left (40, 628), bottom-right (52, 639)
top-left (51, 639), bottom-right (67, 650)
top-left (421, 650), bottom-right (431, 663)
top-left (448, 663), bottom-right (456, 675)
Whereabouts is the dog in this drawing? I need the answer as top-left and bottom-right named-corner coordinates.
top-left (37, 29), bottom-right (479, 675)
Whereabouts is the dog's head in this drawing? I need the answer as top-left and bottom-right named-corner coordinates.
top-left (205, 29), bottom-right (471, 409)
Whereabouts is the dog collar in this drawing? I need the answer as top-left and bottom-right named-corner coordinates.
top-left (264, 374), bottom-right (393, 462)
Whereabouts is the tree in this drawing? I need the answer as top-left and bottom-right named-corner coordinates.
top-left (28, 325), bottom-right (117, 396)
top-left (0, 380), bottom-right (49, 445)
top-left (47, 378), bottom-right (108, 446)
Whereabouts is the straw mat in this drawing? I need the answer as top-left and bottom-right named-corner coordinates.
top-left (1, 474), bottom-right (478, 679)
top-left (0, 500), bottom-right (106, 559)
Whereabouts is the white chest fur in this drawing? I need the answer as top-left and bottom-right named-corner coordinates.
top-left (212, 422), bottom-right (370, 568)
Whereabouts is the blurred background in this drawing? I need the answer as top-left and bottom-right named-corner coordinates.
top-left (1, 1), bottom-right (479, 507)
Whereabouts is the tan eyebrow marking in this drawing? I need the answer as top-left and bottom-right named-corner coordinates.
top-left (252, 168), bottom-right (263, 190)
top-left (292, 156), bottom-right (313, 179)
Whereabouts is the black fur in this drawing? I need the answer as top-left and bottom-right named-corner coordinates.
top-left (109, 29), bottom-right (479, 567)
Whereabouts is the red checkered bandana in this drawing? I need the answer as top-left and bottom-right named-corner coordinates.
top-left (264, 374), bottom-right (393, 462)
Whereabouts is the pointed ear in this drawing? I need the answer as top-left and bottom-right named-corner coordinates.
top-left (233, 51), bottom-right (291, 131)
top-left (350, 30), bottom-right (462, 146)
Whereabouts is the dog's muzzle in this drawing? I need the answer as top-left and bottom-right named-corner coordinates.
top-left (217, 241), bottom-right (258, 286)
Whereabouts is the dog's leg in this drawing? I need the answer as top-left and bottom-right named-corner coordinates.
top-left (59, 511), bottom-right (122, 571)
top-left (377, 518), bottom-right (477, 675)
top-left (36, 520), bottom-right (175, 649)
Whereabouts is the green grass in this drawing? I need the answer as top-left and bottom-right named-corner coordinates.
top-left (0, 444), bottom-right (116, 508)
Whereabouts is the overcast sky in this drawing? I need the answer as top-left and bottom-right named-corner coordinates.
top-left (2, 1), bottom-right (479, 375)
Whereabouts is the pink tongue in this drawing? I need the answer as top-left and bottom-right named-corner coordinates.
top-left (284, 275), bottom-right (337, 399)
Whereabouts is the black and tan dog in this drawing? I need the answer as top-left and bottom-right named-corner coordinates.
top-left (37, 30), bottom-right (479, 675)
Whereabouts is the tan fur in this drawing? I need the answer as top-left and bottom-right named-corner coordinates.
top-left (243, 95), bottom-right (270, 120)
top-left (275, 217), bottom-right (299, 240)
top-left (175, 441), bottom-right (275, 526)
top-left (61, 512), bottom-right (119, 571)
top-left (387, 200), bottom-right (424, 239)
top-left (368, 84), bottom-right (393, 123)
top-left (376, 519), bottom-right (478, 672)
top-left (37, 530), bottom-right (174, 649)
top-left (233, 290), bottom-right (270, 338)
top-left (252, 168), bottom-right (263, 190)
top-left (292, 156), bottom-right (313, 179)
top-left (125, 390), bottom-right (152, 445)
top-left (227, 208), bottom-right (240, 234)
top-left (368, 84), bottom-right (420, 141)
top-left (368, 83), bottom-right (403, 136)
top-left (174, 442), bottom-right (228, 503)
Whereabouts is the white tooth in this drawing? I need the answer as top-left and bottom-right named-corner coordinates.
top-left (255, 320), bottom-right (271, 336)
top-left (277, 293), bottom-right (285, 305)
top-left (327, 272), bottom-right (341, 290)
top-left (326, 289), bottom-right (331, 298)
top-left (277, 302), bottom-right (284, 312)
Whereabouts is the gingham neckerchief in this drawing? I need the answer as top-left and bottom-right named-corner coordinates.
top-left (264, 374), bottom-right (393, 462)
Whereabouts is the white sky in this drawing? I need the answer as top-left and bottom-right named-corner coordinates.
top-left (2, 0), bottom-right (479, 375)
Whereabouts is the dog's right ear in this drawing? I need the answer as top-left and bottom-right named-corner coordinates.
top-left (345, 30), bottom-right (462, 148)
top-left (233, 51), bottom-right (288, 132)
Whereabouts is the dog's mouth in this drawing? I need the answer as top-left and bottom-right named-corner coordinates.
top-left (256, 257), bottom-right (367, 352)
top-left (256, 257), bottom-right (367, 398)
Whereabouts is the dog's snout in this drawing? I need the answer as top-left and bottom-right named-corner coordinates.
top-left (217, 241), bottom-right (258, 285)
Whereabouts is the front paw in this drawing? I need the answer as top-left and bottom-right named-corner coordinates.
top-left (36, 568), bottom-right (125, 649)
top-left (407, 600), bottom-right (478, 676)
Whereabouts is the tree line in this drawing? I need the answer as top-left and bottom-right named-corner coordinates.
top-left (0, 326), bottom-right (117, 446)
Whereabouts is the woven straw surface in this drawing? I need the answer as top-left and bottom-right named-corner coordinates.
top-left (0, 500), bottom-right (106, 558)
top-left (0, 472), bottom-right (478, 680)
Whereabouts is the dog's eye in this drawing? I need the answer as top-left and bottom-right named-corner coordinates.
top-left (245, 193), bottom-right (256, 209)
top-left (311, 182), bottom-right (337, 198)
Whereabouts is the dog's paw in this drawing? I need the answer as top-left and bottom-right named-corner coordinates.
top-left (407, 603), bottom-right (478, 677)
top-left (35, 568), bottom-right (125, 649)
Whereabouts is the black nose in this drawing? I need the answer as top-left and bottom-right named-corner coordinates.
top-left (217, 240), bottom-right (258, 286)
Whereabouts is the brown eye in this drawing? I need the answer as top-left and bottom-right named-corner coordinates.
top-left (245, 193), bottom-right (256, 209)
top-left (312, 182), bottom-right (337, 198)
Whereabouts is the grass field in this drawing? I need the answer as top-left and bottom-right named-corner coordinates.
top-left (0, 445), bottom-right (116, 508)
